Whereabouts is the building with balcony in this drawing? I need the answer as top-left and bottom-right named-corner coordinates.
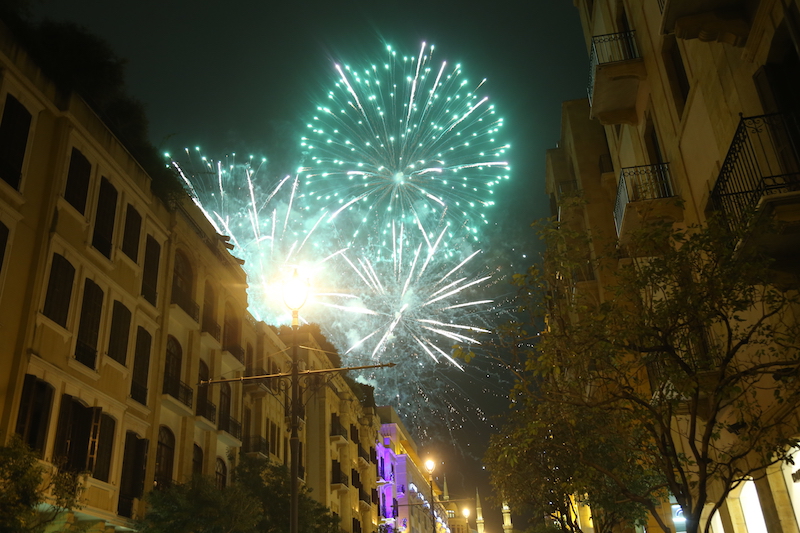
top-left (546, 1), bottom-right (800, 533)
top-left (0, 20), bottom-right (380, 532)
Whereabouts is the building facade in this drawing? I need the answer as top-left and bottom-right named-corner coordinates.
top-left (546, 0), bottom-right (800, 532)
top-left (0, 21), bottom-right (380, 532)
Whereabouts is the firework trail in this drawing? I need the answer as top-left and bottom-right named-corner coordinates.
top-left (299, 42), bottom-right (510, 246)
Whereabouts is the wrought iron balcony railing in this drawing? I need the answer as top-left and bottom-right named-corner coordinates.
top-left (162, 373), bottom-right (193, 408)
top-left (358, 445), bottom-right (370, 464)
top-left (331, 469), bottom-right (349, 486)
top-left (330, 421), bottom-right (348, 439)
top-left (588, 30), bottom-right (641, 103)
top-left (223, 344), bottom-right (245, 364)
top-left (202, 315), bottom-right (221, 341)
top-left (613, 163), bottom-right (675, 235)
top-left (711, 113), bottom-right (800, 232)
top-left (171, 287), bottom-right (199, 322)
top-left (242, 436), bottom-right (269, 455)
top-left (196, 400), bottom-right (217, 423)
top-left (218, 415), bottom-right (242, 440)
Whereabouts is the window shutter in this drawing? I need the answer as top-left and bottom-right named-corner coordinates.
top-left (0, 94), bottom-right (32, 190)
top-left (92, 177), bottom-right (118, 258)
top-left (121, 205), bottom-right (141, 262)
top-left (131, 327), bottom-right (152, 404)
top-left (93, 414), bottom-right (115, 481)
top-left (107, 301), bottom-right (131, 365)
top-left (53, 394), bottom-right (74, 462)
top-left (75, 279), bottom-right (104, 368)
top-left (43, 254), bottom-right (75, 327)
top-left (64, 148), bottom-right (91, 214)
top-left (141, 235), bottom-right (160, 305)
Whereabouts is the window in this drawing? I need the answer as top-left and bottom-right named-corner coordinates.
top-left (215, 458), bottom-right (227, 489)
top-left (155, 426), bottom-right (175, 487)
top-left (223, 303), bottom-right (240, 351)
top-left (53, 395), bottom-right (115, 481)
top-left (75, 279), bottom-right (104, 369)
top-left (196, 360), bottom-right (211, 418)
top-left (15, 374), bottom-right (54, 454)
top-left (64, 148), bottom-right (91, 214)
top-left (663, 35), bottom-right (691, 116)
top-left (92, 177), bottom-right (118, 258)
top-left (118, 431), bottom-right (148, 517)
top-left (121, 205), bottom-right (141, 262)
top-left (246, 343), bottom-right (254, 373)
top-left (141, 235), bottom-right (160, 305)
top-left (43, 253), bottom-right (75, 327)
top-left (218, 382), bottom-right (231, 432)
top-left (193, 444), bottom-right (203, 476)
top-left (173, 251), bottom-right (193, 299)
top-left (130, 327), bottom-right (151, 405)
top-left (0, 220), bottom-right (8, 275)
top-left (107, 301), bottom-right (131, 365)
top-left (0, 93), bottom-right (32, 190)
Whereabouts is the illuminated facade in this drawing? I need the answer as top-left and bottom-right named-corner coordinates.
top-left (0, 20), bottom-right (377, 532)
top-left (548, 1), bottom-right (800, 533)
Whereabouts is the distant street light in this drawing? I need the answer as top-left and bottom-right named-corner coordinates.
top-left (463, 507), bottom-right (471, 533)
top-left (284, 268), bottom-right (309, 533)
top-left (425, 459), bottom-right (437, 533)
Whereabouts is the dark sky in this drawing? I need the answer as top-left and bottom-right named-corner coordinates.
top-left (31, 0), bottom-right (588, 529)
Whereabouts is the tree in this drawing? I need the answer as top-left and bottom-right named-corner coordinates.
top-left (488, 215), bottom-right (800, 533)
top-left (137, 454), bottom-right (340, 533)
top-left (0, 436), bottom-right (84, 533)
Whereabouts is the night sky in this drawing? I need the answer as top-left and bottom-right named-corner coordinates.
top-left (30, 0), bottom-right (588, 529)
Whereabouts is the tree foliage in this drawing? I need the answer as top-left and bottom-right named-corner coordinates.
top-left (488, 215), bottom-right (800, 533)
top-left (138, 454), bottom-right (340, 533)
top-left (0, 436), bottom-right (84, 533)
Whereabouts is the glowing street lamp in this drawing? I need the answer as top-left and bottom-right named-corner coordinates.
top-left (463, 507), bottom-right (471, 533)
top-left (283, 268), bottom-right (309, 533)
top-left (425, 460), bottom-right (436, 533)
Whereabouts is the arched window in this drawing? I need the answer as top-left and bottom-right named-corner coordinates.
top-left (155, 426), bottom-right (175, 487)
top-left (163, 336), bottom-right (183, 399)
top-left (223, 303), bottom-right (240, 352)
top-left (192, 444), bottom-right (203, 476)
top-left (215, 457), bottom-right (227, 489)
top-left (196, 360), bottom-right (212, 420)
top-left (173, 251), bottom-right (193, 298)
top-left (218, 382), bottom-right (231, 432)
top-left (202, 281), bottom-right (219, 339)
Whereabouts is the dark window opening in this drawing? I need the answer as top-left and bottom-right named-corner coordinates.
top-left (43, 253), bottom-right (75, 327)
top-left (141, 235), bottom-right (160, 305)
top-left (193, 444), bottom-right (203, 476)
top-left (107, 300), bottom-right (131, 365)
top-left (92, 177), bottom-right (118, 258)
top-left (155, 426), bottom-right (175, 487)
top-left (118, 431), bottom-right (148, 517)
top-left (663, 35), bottom-right (691, 116)
top-left (0, 220), bottom-right (9, 275)
top-left (15, 374), bottom-right (54, 454)
top-left (64, 148), bottom-right (91, 215)
top-left (215, 458), bottom-right (227, 490)
top-left (130, 327), bottom-right (152, 405)
top-left (0, 93), bottom-right (31, 190)
top-left (75, 279), bottom-right (104, 369)
top-left (121, 205), bottom-right (142, 262)
top-left (53, 395), bottom-right (115, 481)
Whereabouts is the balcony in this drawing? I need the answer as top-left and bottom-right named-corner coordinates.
top-left (201, 315), bottom-right (221, 343)
top-left (358, 445), bottom-right (370, 468)
top-left (588, 31), bottom-right (647, 125)
top-left (222, 343), bottom-right (245, 368)
top-left (243, 366), bottom-right (269, 398)
top-left (711, 113), bottom-right (800, 270)
top-left (614, 163), bottom-right (682, 243)
top-left (218, 414), bottom-right (242, 447)
top-left (242, 436), bottom-right (269, 458)
top-left (171, 287), bottom-right (199, 324)
top-left (195, 399), bottom-right (217, 431)
top-left (331, 469), bottom-right (349, 491)
top-left (660, 0), bottom-right (750, 46)
top-left (359, 488), bottom-right (372, 510)
top-left (162, 373), bottom-right (193, 416)
top-left (330, 421), bottom-right (348, 446)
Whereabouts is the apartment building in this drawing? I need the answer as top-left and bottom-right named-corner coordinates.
top-left (543, 1), bottom-right (800, 533)
top-left (0, 21), bottom-right (379, 532)
top-left (376, 406), bottom-right (452, 533)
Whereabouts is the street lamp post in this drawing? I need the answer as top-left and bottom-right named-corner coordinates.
top-left (284, 269), bottom-right (309, 533)
top-left (425, 459), bottom-right (436, 533)
top-left (463, 507), bottom-right (471, 533)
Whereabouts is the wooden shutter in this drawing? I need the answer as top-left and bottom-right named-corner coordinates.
top-left (107, 300), bottom-right (131, 365)
top-left (141, 235), bottom-right (160, 305)
top-left (121, 205), bottom-right (141, 262)
top-left (43, 253), bottom-right (75, 327)
top-left (64, 148), bottom-right (91, 214)
top-left (75, 279), bottom-right (104, 368)
top-left (92, 177), bottom-right (118, 258)
top-left (0, 93), bottom-right (32, 190)
top-left (131, 327), bottom-right (152, 404)
top-left (53, 394), bottom-right (74, 461)
top-left (93, 414), bottom-right (115, 481)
